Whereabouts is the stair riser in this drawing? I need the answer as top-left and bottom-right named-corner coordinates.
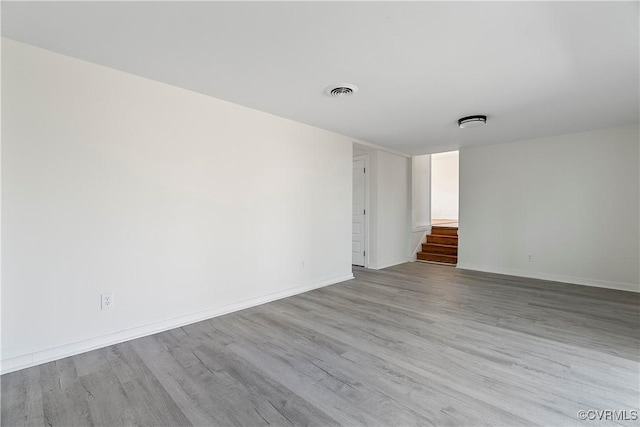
top-left (421, 244), bottom-right (458, 255)
top-left (431, 227), bottom-right (458, 236)
top-left (427, 235), bottom-right (458, 245)
top-left (417, 253), bottom-right (457, 264)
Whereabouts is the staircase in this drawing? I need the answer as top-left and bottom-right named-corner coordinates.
top-left (417, 225), bottom-right (458, 265)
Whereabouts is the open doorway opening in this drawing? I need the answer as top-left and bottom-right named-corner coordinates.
top-left (431, 151), bottom-right (459, 228)
top-left (416, 150), bottom-right (459, 265)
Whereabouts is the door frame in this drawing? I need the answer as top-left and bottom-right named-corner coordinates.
top-left (353, 154), bottom-right (370, 268)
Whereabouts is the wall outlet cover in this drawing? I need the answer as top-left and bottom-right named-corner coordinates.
top-left (101, 293), bottom-right (114, 310)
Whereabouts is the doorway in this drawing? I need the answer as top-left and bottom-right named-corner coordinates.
top-left (431, 151), bottom-right (459, 225)
top-left (416, 151), bottom-right (459, 265)
top-left (414, 151), bottom-right (459, 265)
top-left (352, 155), bottom-right (368, 267)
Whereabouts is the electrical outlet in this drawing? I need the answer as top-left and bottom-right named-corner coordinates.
top-left (527, 253), bottom-right (534, 262)
top-left (101, 292), bottom-right (114, 310)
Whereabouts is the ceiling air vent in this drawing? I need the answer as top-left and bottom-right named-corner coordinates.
top-left (325, 84), bottom-right (359, 97)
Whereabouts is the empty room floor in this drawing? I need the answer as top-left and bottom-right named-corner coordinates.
top-left (2, 263), bottom-right (638, 426)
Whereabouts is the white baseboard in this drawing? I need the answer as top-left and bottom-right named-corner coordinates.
top-left (456, 263), bottom-right (639, 293)
top-left (1, 274), bottom-right (354, 375)
top-left (369, 259), bottom-right (409, 270)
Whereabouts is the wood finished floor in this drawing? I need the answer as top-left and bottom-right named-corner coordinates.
top-left (2, 263), bottom-right (639, 426)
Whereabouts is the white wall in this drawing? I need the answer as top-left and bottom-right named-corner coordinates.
top-left (1, 39), bottom-right (356, 372)
top-left (459, 125), bottom-right (640, 292)
top-left (431, 151), bottom-right (459, 220)
top-left (412, 155), bottom-right (431, 229)
top-left (351, 144), bottom-right (413, 270)
top-left (408, 155), bottom-right (431, 260)
top-left (370, 151), bottom-right (411, 269)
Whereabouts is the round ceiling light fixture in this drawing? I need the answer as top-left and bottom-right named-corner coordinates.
top-left (325, 83), bottom-right (359, 97)
top-left (458, 115), bottom-right (487, 129)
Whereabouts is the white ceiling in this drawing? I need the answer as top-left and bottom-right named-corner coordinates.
top-left (3, 1), bottom-right (638, 155)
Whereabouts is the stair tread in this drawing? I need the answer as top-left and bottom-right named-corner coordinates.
top-left (422, 243), bottom-right (458, 248)
top-left (417, 252), bottom-right (457, 258)
top-left (417, 252), bottom-right (458, 264)
top-left (416, 259), bottom-right (457, 266)
top-left (420, 228), bottom-right (458, 263)
top-left (430, 227), bottom-right (458, 236)
top-left (426, 236), bottom-right (458, 242)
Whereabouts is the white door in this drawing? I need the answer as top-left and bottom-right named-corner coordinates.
top-left (352, 159), bottom-right (366, 266)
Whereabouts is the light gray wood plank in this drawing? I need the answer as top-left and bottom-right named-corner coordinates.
top-left (2, 262), bottom-right (638, 426)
